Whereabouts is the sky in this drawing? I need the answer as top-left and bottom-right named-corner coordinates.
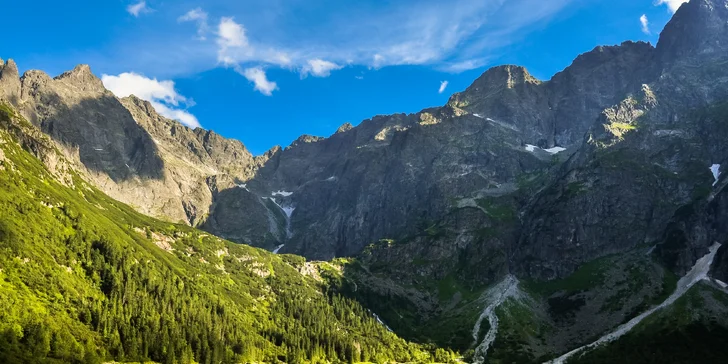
top-left (2, 0), bottom-right (688, 155)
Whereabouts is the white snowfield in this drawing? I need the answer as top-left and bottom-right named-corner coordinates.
top-left (265, 197), bottom-right (295, 238)
top-left (711, 164), bottom-right (721, 186)
top-left (272, 190), bottom-right (293, 197)
top-left (281, 206), bottom-right (295, 219)
top-left (525, 144), bottom-right (566, 154)
top-left (472, 274), bottom-right (523, 364)
top-left (547, 242), bottom-right (723, 364)
top-left (544, 146), bottom-right (566, 154)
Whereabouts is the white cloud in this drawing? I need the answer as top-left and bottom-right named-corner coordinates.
top-left (640, 14), bottom-right (650, 34)
top-left (440, 58), bottom-right (491, 73)
top-left (100, 0), bottom-right (576, 87)
top-left (240, 67), bottom-right (278, 96)
top-left (204, 0), bottom-right (574, 80)
top-left (179, 8), bottom-right (209, 40)
top-left (101, 72), bottom-right (201, 128)
top-left (438, 80), bottom-right (449, 94)
top-left (218, 17), bottom-right (248, 49)
top-left (301, 59), bottom-right (342, 78)
top-left (656, 0), bottom-right (689, 13)
top-left (127, 1), bottom-right (150, 17)
top-left (215, 17), bottom-right (291, 68)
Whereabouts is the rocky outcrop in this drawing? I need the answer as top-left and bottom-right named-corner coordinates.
top-left (0, 59), bottom-right (21, 103)
top-left (0, 63), bottom-right (264, 228)
top-left (204, 36), bottom-right (669, 259)
top-left (2, 1), bottom-right (728, 278)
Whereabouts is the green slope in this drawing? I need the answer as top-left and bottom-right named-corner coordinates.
top-left (0, 103), bottom-right (441, 363)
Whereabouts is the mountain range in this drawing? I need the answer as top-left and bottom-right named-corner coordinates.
top-left (2, 0), bottom-right (728, 363)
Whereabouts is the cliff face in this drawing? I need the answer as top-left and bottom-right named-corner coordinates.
top-left (0, 63), bottom-right (257, 227)
top-left (3, 0), bottom-right (728, 361)
top-left (204, 40), bottom-right (659, 259)
top-left (1, 1), bottom-right (727, 275)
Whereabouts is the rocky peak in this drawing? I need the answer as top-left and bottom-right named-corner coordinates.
top-left (0, 58), bottom-right (21, 103)
top-left (657, 0), bottom-right (728, 64)
top-left (0, 58), bottom-right (19, 77)
top-left (335, 122), bottom-right (353, 134)
top-left (54, 64), bottom-right (106, 93)
top-left (465, 65), bottom-right (539, 94)
top-left (289, 134), bottom-right (325, 148)
top-left (565, 42), bottom-right (655, 73)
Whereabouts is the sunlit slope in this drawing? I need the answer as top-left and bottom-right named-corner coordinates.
top-left (0, 103), bottom-right (438, 363)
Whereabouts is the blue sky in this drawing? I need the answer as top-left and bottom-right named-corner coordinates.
top-left (3, 0), bottom-right (686, 155)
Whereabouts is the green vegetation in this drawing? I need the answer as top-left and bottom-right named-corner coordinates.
top-left (570, 285), bottom-right (728, 364)
top-left (476, 198), bottom-right (517, 223)
top-left (488, 299), bottom-right (549, 364)
top-left (0, 105), bottom-right (435, 363)
top-left (524, 255), bottom-right (613, 297)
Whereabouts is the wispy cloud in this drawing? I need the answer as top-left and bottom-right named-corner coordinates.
top-left (239, 67), bottom-right (278, 96)
top-left (655, 0), bottom-right (689, 13)
top-left (640, 14), bottom-right (650, 34)
top-left (127, 1), bottom-right (150, 17)
top-left (301, 59), bottom-right (342, 78)
top-left (438, 80), bottom-right (449, 94)
top-left (179, 8), bottom-right (209, 40)
top-left (100, 0), bottom-right (576, 94)
top-left (101, 72), bottom-right (201, 128)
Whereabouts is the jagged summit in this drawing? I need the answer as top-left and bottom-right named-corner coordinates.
top-left (0, 58), bottom-right (21, 102)
top-left (54, 63), bottom-right (106, 92)
top-left (464, 65), bottom-right (540, 93)
top-left (656, 0), bottom-right (728, 64)
top-left (289, 134), bottom-right (325, 148)
top-left (335, 122), bottom-right (354, 134)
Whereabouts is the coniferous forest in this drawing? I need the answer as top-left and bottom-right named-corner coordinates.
top-left (0, 105), bottom-right (457, 363)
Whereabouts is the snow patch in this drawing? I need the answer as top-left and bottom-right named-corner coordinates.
top-left (272, 244), bottom-right (284, 254)
top-left (281, 206), bottom-right (295, 219)
top-left (265, 197), bottom-right (295, 238)
top-left (236, 183), bottom-right (249, 191)
top-left (711, 164), bottom-right (721, 186)
top-left (549, 242), bottom-right (722, 364)
top-left (544, 146), bottom-right (566, 154)
top-left (473, 113), bottom-right (485, 119)
top-left (272, 190), bottom-right (293, 197)
top-left (472, 274), bottom-right (523, 364)
top-left (325, 176), bottom-right (337, 182)
top-left (525, 144), bottom-right (538, 152)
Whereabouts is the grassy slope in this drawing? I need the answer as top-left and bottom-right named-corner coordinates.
top-left (569, 284), bottom-right (728, 364)
top-left (0, 104), bottom-right (436, 363)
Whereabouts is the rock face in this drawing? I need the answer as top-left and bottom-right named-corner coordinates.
top-left (204, 41), bottom-right (659, 259)
top-left (0, 65), bottom-right (257, 228)
top-left (3, 0), bottom-right (728, 360)
top-left (2, 1), bottom-right (728, 280)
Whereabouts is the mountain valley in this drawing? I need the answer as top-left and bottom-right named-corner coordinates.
top-left (3, 0), bottom-right (728, 363)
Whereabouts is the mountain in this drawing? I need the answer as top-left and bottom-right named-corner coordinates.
top-left (3, 0), bottom-right (728, 363)
top-left (0, 103), bottom-right (447, 363)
